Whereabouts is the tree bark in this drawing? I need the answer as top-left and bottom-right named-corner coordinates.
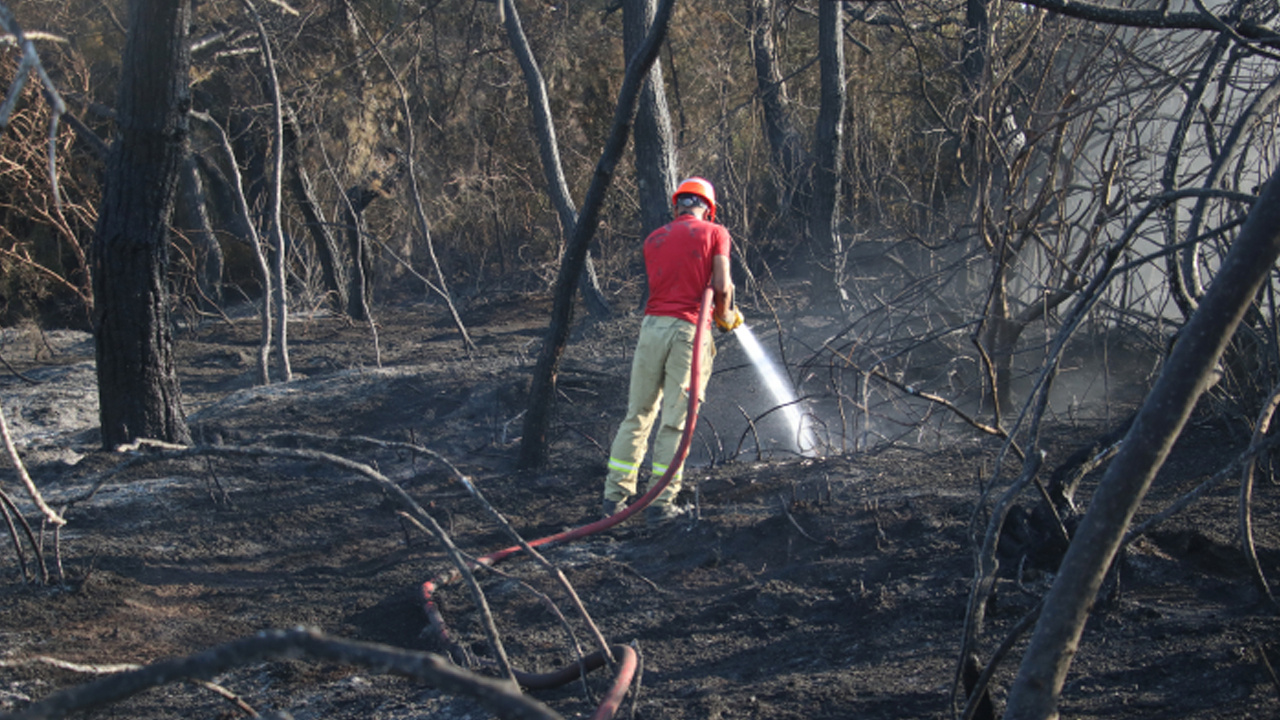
top-left (1004, 170), bottom-right (1280, 719)
top-left (624, 0), bottom-right (677, 237)
top-left (501, 0), bottom-right (611, 320)
top-left (811, 0), bottom-right (846, 300)
top-left (245, 0), bottom-right (291, 381)
top-left (343, 183), bottom-right (380, 322)
top-left (961, 0), bottom-right (989, 92)
top-left (282, 103), bottom-right (348, 313)
top-left (517, 0), bottom-right (677, 470)
top-left (92, 0), bottom-right (192, 448)
top-left (175, 154), bottom-right (223, 312)
top-left (749, 0), bottom-right (804, 190)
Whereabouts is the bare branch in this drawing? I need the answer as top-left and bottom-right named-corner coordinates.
top-left (0, 4), bottom-right (69, 213)
top-left (0, 402), bottom-right (65, 526)
top-left (3, 627), bottom-right (561, 720)
top-left (1013, 0), bottom-right (1280, 50)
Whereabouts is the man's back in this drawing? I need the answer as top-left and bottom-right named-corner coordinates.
top-left (644, 216), bottom-right (728, 324)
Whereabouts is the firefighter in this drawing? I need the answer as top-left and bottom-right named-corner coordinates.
top-left (602, 176), bottom-right (743, 527)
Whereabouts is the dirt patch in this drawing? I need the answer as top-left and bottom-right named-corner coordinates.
top-left (0, 294), bottom-right (1277, 719)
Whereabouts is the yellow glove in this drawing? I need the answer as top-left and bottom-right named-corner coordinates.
top-left (715, 307), bottom-right (744, 334)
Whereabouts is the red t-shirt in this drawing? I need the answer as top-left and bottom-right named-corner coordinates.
top-left (643, 215), bottom-right (731, 325)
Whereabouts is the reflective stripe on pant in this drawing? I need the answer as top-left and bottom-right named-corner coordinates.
top-left (604, 315), bottom-right (715, 506)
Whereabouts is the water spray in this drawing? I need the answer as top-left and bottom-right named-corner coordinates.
top-left (727, 323), bottom-right (818, 455)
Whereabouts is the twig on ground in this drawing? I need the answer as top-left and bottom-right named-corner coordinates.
top-left (0, 489), bottom-right (31, 581)
top-left (48, 520), bottom-right (63, 585)
top-left (461, 559), bottom-right (597, 704)
top-left (561, 423), bottom-right (606, 455)
top-left (1258, 642), bottom-right (1280, 703)
top-left (732, 404), bottom-right (762, 461)
top-left (395, 511), bottom-right (516, 682)
top-left (698, 414), bottom-right (725, 465)
top-left (201, 456), bottom-right (232, 507)
top-left (457, 476), bottom-right (615, 661)
top-left (258, 432), bottom-right (469, 480)
top-left (602, 558), bottom-right (672, 595)
top-left (0, 351), bottom-right (40, 385)
top-left (777, 494), bottom-right (822, 544)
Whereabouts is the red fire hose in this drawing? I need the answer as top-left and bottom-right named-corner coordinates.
top-left (418, 288), bottom-right (715, 719)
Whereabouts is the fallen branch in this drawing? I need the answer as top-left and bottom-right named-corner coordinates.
top-left (456, 475), bottom-right (616, 666)
top-left (0, 402), bottom-right (66, 526)
top-left (114, 437), bottom-right (520, 686)
top-left (0, 351), bottom-right (40, 385)
top-left (0, 656), bottom-right (256, 716)
top-left (396, 511), bottom-right (518, 683)
top-left (0, 627), bottom-right (560, 720)
top-left (77, 436), bottom-right (640, 717)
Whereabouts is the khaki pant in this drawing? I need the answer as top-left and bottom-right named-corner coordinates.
top-left (604, 315), bottom-right (715, 508)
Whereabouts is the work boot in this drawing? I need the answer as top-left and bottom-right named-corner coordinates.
top-left (645, 503), bottom-right (691, 528)
top-left (602, 497), bottom-right (628, 519)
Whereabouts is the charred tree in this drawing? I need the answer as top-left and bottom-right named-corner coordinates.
top-left (811, 0), bottom-right (847, 301)
top-left (624, 0), bottom-right (677, 237)
top-left (501, 0), bottom-right (611, 320)
top-left (175, 154), bottom-right (223, 311)
top-left (282, 103), bottom-right (348, 313)
top-left (342, 180), bottom-right (386, 322)
top-left (1005, 171), bottom-right (1280, 720)
top-left (517, 0), bottom-right (676, 470)
top-left (92, 0), bottom-right (193, 448)
top-left (248, 0), bottom-right (291, 382)
top-left (749, 0), bottom-right (805, 208)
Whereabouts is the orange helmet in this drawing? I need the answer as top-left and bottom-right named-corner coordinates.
top-left (672, 176), bottom-right (716, 221)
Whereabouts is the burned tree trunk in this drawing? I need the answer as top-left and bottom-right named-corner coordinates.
top-left (811, 0), bottom-right (847, 301)
top-left (517, 0), bottom-right (675, 470)
top-left (282, 104), bottom-right (348, 313)
top-left (175, 154), bottom-right (223, 311)
top-left (624, 0), bottom-right (677, 237)
top-left (501, 0), bottom-right (611, 320)
top-left (1006, 172), bottom-right (1280, 719)
top-left (93, 0), bottom-right (192, 448)
top-left (750, 0), bottom-right (805, 204)
top-left (342, 181), bottom-right (385, 322)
